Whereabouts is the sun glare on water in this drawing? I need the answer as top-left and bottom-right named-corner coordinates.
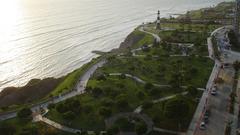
top-left (0, 0), bottom-right (25, 84)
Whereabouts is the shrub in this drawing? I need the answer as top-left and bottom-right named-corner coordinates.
top-left (144, 83), bottom-right (154, 90)
top-left (135, 122), bottom-right (147, 135)
top-left (142, 101), bottom-right (153, 110)
top-left (63, 111), bottom-right (75, 120)
top-left (17, 107), bottom-right (32, 121)
top-left (99, 107), bottom-right (112, 118)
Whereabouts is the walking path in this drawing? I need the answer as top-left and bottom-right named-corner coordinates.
top-left (140, 26), bottom-right (161, 43)
top-left (134, 91), bottom-right (188, 113)
top-left (153, 127), bottom-right (185, 135)
top-left (109, 73), bottom-right (205, 91)
top-left (33, 115), bottom-right (81, 134)
top-left (109, 73), bottom-right (170, 88)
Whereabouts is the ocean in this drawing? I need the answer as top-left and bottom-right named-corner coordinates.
top-left (0, 0), bottom-right (231, 91)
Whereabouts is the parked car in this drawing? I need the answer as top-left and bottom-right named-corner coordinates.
top-left (211, 87), bottom-right (217, 96)
top-left (204, 115), bottom-right (209, 124)
top-left (205, 109), bottom-right (211, 117)
top-left (200, 122), bottom-right (206, 130)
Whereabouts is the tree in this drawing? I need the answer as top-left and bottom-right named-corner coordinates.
top-left (17, 107), bottom-right (32, 121)
top-left (142, 101), bottom-right (153, 110)
top-left (186, 85), bottom-right (198, 97)
top-left (0, 123), bottom-right (16, 135)
top-left (164, 96), bottom-right (189, 124)
top-left (189, 67), bottom-right (198, 74)
top-left (63, 111), bottom-right (75, 120)
top-left (82, 105), bottom-right (93, 114)
top-left (135, 122), bottom-right (147, 135)
top-left (99, 107), bottom-right (112, 118)
top-left (101, 98), bottom-right (115, 107)
top-left (136, 91), bottom-right (146, 100)
top-left (19, 126), bottom-right (38, 135)
top-left (91, 87), bottom-right (103, 97)
top-left (144, 82), bottom-right (154, 90)
top-left (107, 125), bottom-right (119, 135)
top-left (56, 103), bottom-right (68, 113)
top-left (116, 117), bottom-right (131, 131)
top-left (48, 103), bottom-right (55, 109)
top-left (228, 30), bottom-right (238, 47)
top-left (116, 98), bottom-right (129, 111)
top-left (169, 72), bottom-right (183, 88)
top-left (149, 87), bottom-right (162, 98)
top-left (233, 61), bottom-right (240, 71)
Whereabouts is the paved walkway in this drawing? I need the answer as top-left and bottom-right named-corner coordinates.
top-left (109, 73), bottom-right (170, 88)
top-left (140, 26), bottom-right (161, 43)
top-left (134, 91), bottom-right (188, 113)
top-left (33, 115), bottom-right (81, 134)
top-left (153, 127), bottom-right (185, 135)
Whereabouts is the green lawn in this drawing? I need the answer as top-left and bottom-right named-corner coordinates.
top-left (143, 94), bottom-right (201, 132)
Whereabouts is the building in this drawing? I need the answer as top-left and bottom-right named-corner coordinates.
top-left (234, 0), bottom-right (240, 36)
top-left (156, 10), bottom-right (161, 30)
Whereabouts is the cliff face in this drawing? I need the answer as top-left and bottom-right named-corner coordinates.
top-left (0, 78), bottom-right (63, 107)
top-left (111, 30), bottom-right (145, 53)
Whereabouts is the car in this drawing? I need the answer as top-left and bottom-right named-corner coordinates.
top-left (211, 89), bottom-right (217, 96)
top-left (200, 122), bottom-right (206, 130)
top-left (223, 63), bottom-right (231, 68)
top-left (203, 115), bottom-right (209, 123)
top-left (205, 109), bottom-right (211, 117)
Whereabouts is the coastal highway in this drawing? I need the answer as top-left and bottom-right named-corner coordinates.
top-left (0, 59), bottom-right (106, 121)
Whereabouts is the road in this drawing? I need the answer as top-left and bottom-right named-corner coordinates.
top-left (189, 25), bottom-right (240, 135)
top-left (187, 26), bottom-right (225, 135)
top-left (0, 59), bottom-right (106, 121)
top-left (195, 68), bottom-right (234, 135)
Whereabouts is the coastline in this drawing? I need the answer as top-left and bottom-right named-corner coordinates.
top-left (0, 0), bottom-right (231, 110)
top-left (0, 27), bottom-right (140, 109)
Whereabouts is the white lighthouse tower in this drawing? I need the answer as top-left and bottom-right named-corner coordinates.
top-left (156, 10), bottom-right (161, 30)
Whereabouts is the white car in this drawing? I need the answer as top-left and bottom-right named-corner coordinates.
top-left (200, 122), bottom-right (206, 130)
top-left (211, 87), bottom-right (217, 95)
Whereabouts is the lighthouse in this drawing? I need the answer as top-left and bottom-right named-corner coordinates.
top-left (156, 10), bottom-right (161, 30)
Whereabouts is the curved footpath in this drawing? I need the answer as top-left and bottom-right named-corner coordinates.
top-left (139, 26), bottom-right (161, 43)
top-left (109, 73), bottom-right (205, 91)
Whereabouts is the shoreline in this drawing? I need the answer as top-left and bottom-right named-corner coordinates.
top-left (0, 1), bottom-right (231, 109)
top-left (0, 26), bottom-right (139, 108)
top-left (0, 1), bottom-right (228, 92)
